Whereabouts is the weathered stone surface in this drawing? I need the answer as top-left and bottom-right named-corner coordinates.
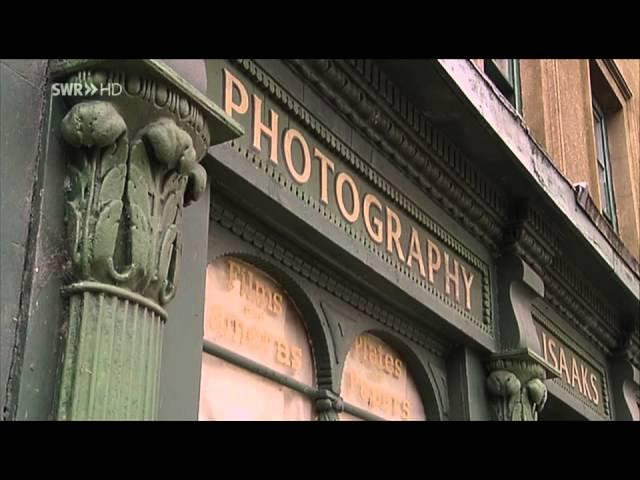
top-left (0, 60), bottom-right (48, 418)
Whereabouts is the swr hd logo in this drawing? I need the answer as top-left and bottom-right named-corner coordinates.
top-left (51, 82), bottom-right (123, 97)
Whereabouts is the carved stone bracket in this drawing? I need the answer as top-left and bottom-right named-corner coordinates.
top-left (314, 389), bottom-right (344, 421)
top-left (487, 357), bottom-right (548, 421)
top-left (53, 60), bottom-right (242, 420)
top-left (489, 253), bottom-right (558, 420)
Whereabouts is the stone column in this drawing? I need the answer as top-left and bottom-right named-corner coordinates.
top-left (53, 60), bottom-right (242, 420)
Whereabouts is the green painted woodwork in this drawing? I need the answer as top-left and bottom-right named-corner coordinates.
top-left (55, 60), bottom-right (242, 420)
top-left (486, 358), bottom-right (547, 421)
top-left (58, 289), bottom-right (164, 420)
top-left (314, 390), bottom-right (343, 421)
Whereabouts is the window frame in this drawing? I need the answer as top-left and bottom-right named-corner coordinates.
top-left (484, 59), bottom-right (522, 113)
top-left (592, 100), bottom-right (618, 231)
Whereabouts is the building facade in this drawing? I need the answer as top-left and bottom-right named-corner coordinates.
top-left (1, 58), bottom-right (638, 421)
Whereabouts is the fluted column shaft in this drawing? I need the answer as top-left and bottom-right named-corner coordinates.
top-left (54, 60), bottom-right (242, 420)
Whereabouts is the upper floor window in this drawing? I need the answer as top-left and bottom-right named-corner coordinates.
top-left (484, 59), bottom-right (522, 113)
top-left (592, 100), bottom-right (617, 230)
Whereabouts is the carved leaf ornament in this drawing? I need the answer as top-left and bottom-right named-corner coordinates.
top-left (487, 359), bottom-right (548, 421)
top-left (61, 98), bottom-right (206, 307)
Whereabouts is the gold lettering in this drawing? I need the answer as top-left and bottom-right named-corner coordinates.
top-left (407, 227), bottom-right (427, 279)
top-left (368, 343), bottom-right (377, 365)
top-left (376, 345), bottom-right (384, 370)
top-left (227, 260), bottom-right (242, 290)
top-left (345, 367), bottom-right (413, 420)
top-left (283, 128), bottom-right (312, 184)
top-left (336, 172), bottom-right (360, 223)
top-left (559, 348), bottom-right (570, 384)
top-left (384, 354), bottom-right (394, 375)
top-left (252, 95), bottom-right (279, 163)
top-left (382, 393), bottom-right (392, 416)
top-left (571, 357), bottom-right (583, 394)
top-left (273, 293), bottom-right (283, 315)
top-left (363, 193), bottom-right (384, 244)
top-left (391, 397), bottom-right (399, 417)
top-left (444, 252), bottom-right (461, 303)
top-left (276, 341), bottom-right (289, 367)
top-left (581, 364), bottom-right (593, 402)
top-left (548, 338), bottom-right (559, 370)
top-left (461, 266), bottom-right (474, 311)
top-left (394, 358), bottom-right (402, 378)
top-left (590, 374), bottom-right (600, 405)
top-left (385, 207), bottom-right (406, 262)
top-left (291, 346), bottom-right (302, 371)
top-left (223, 69), bottom-right (249, 117)
top-left (427, 239), bottom-right (441, 285)
top-left (255, 280), bottom-right (266, 309)
top-left (401, 400), bottom-right (410, 420)
top-left (314, 148), bottom-right (335, 205)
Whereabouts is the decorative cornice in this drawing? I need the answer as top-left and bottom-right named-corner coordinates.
top-left (542, 278), bottom-right (615, 354)
top-left (232, 58), bottom-right (628, 362)
top-left (210, 197), bottom-right (452, 360)
top-left (286, 59), bottom-right (506, 253)
top-left (232, 59), bottom-right (493, 335)
top-left (551, 256), bottom-right (617, 329)
top-left (68, 69), bottom-right (210, 149)
top-left (500, 196), bottom-right (623, 360)
top-left (285, 58), bottom-right (628, 353)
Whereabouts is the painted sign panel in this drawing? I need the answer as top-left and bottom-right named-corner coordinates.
top-left (205, 60), bottom-right (493, 336)
top-left (199, 257), bottom-right (315, 420)
top-left (534, 321), bottom-right (608, 417)
top-left (340, 333), bottom-right (426, 421)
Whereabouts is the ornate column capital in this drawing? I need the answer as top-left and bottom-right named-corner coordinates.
top-left (488, 252), bottom-right (559, 421)
top-left (486, 354), bottom-right (550, 421)
top-left (53, 60), bottom-right (242, 420)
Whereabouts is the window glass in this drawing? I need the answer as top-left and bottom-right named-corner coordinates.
top-left (485, 59), bottom-right (522, 112)
top-left (199, 257), bottom-right (315, 420)
top-left (491, 59), bottom-right (513, 85)
top-left (339, 333), bottom-right (426, 421)
top-left (199, 354), bottom-right (313, 421)
top-left (592, 102), bottom-right (617, 227)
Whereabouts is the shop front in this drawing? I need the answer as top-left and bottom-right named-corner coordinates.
top-left (188, 60), bottom-right (475, 420)
top-left (4, 58), bottom-right (638, 421)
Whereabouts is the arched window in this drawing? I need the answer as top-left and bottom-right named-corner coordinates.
top-left (198, 257), bottom-right (316, 420)
top-left (340, 333), bottom-right (426, 421)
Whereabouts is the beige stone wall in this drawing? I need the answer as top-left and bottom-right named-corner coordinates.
top-left (518, 59), bottom-right (640, 259)
top-left (615, 59), bottom-right (640, 257)
top-left (521, 60), bottom-right (597, 190)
